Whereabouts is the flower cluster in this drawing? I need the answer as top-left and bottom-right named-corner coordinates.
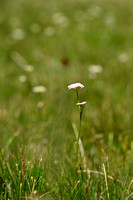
top-left (68, 83), bottom-right (84, 90)
top-left (32, 85), bottom-right (47, 93)
top-left (68, 82), bottom-right (86, 107)
top-left (76, 101), bottom-right (87, 106)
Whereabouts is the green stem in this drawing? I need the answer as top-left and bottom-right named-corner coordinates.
top-left (76, 89), bottom-right (79, 103)
top-left (77, 108), bottom-right (83, 163)
top-left (75, 89), bottom-right (83, 169)
top-left (75, 89), bottom-right (79, 166)
top-left (78, 109), bottom-right (82, 144)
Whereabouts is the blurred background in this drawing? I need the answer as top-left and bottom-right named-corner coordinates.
top-left (0, 0), bottom-right (133, 175)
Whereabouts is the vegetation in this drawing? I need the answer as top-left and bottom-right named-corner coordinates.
top-left (0, 0), bottom-right (133, 199)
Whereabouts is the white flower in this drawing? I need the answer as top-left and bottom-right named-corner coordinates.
top-left (104, 14), bottom-right (115, 28)
top-left (118, 53), bottom-right (128, 63)
top-left (44, 27), bottom-right (55, 36)
top-left (88, 65), bottom-right (103, 74)
top-left (76, 101), bottom-right (87, 106)
top-left (52, 13), bottom-right (69, 27)
top-left (23, 65), bottom-right (34, 72)
top-left (37, 101), bottom-right (44, 108)
top-left (68, 83), bottom-right (84, 90)
top-left (11, 28), bottom-right (25, 40)
top-left (19, 75), bottom-right (27, 82)
top-left (88, 5), bottom-right (102, 18)
top-left (32, 86), bottom-right (47, 93)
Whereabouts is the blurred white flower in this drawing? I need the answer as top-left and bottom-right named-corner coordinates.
top-left (88, 65), bottom-right (103, 74)
top-left (19, 75), bottom-right (27, 82)
top-left (37, 101), bottom-right (44, 108)
top-left (23, 65), bottom-right (34, 72)
top-left (88, 5), bottom-right (102, 17)
top-left (11, 28), bottom-right (25, 40)
top-left (118, 53), bottom-right (128, 63)
top-left (68, 83), bottom-right (84, 90)
top-left (44, 27), bottom-right (55, 36)
top-left (32, 86), bottom-right (47, 93)
top-left (52, 13), bottom-right (69, 27)
top-left (104, 14), bottom-right (115, 28)
top-left (76, 101), bottom-right (87, 106)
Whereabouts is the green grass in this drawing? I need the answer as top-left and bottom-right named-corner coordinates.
top-left (0, 0), bottom-right (133, 199)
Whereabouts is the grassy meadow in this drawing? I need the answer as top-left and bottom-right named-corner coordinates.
top-left (0, 0), bottom-right (133, 199)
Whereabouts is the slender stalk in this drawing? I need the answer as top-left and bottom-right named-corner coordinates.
top-left (75, 89), bottom-right (84, 167)
top-left (78, 109), bottom-right (82, 150)
top-left (75, 89), bottom-right (80, 167)
top-left (77, 108), bottom-right (82, 167)
top-left (76, 89), bottom-right (79, 103)
top-left (103, 163), bottom-right (109, 199)
top-left (72, 123), bottom-right (87, 169)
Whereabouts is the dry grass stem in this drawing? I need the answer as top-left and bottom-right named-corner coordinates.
top-left (72, 123), bottom-right (87, 169)
top-left (103, 163), bottom-right (109, 199)
top-left (20, 148), bottom-right (25, 179)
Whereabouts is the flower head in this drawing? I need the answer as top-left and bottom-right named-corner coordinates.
top-left (76, 101), bottom-right (87, 106)
top-left (32, 86), bottom-right (47, 93)
top-left (68, 83), bottom-right (84, 90)
top-left (118, 53), bottom-right (128, 63)
top-left (88, 65), bottom-right (103, 74)
top-left (23, 65), bottom-right (34, 72)
top-left (19, 75), bottom-right (27, 82)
